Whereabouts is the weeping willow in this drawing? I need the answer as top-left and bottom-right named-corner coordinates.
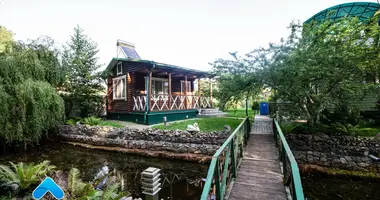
top-left (0, 42), bottom-right (64, 144)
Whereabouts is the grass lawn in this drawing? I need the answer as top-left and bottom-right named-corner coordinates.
top-left (98, 121), bottom-right (125, 128)
top-left (356, 126), bottom-right (380, 137)
top-left (152, 117), bottom-right (243, 132)
top-left (66, 117), bottom-right (125, 128)
top-left (226, 109), bottom-right (258, 118)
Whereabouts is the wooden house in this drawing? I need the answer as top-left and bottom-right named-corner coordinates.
top-left (105, 41), bottom-right (213, 124)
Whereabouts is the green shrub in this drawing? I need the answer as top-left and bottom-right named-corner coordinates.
top-left (66, 118), bottom-right (81, 125)
top-left (331, 123), bottom-right (360, 136)
top-left (82, 116), bottom-right (102, 126)
top-left (280, 123), bottom-right (300, 134)
top-left (251, 101), bottom-right (260, 110)
top-left (322, 105), bottom-right (361, 126)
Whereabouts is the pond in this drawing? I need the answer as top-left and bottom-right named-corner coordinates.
top-left (302, 173), bottom-right (380, 200)
top-left (0, 143), bottom-right (209, 199)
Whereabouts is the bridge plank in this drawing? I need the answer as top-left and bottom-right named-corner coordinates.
top-left (227, 116), bottom-right (287, 200)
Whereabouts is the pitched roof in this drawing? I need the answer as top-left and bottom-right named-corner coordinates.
top-left (105, 57), bottom-right (211, 78)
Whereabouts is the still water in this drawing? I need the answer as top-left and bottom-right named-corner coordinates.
top-left (0, 143), bottom-right (208, 200)
top-left (302, 173), bottom-right (380, 200)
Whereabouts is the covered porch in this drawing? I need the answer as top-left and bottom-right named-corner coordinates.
top-left (133, 66), bottom-right (213, 112)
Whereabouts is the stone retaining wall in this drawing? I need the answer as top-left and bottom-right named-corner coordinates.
top-left (58, 125), bottom-right (231, 162)
top-left (286, 133), bottom-right (380, 171)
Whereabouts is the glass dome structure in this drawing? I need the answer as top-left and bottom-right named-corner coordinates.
top-left (304, 2), bottom-right (380, 23)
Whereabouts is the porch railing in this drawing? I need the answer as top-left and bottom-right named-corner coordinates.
top-left (132, 94), bottom-right (213, 111)
top-left (132, 95), bottom-right (147, 111)
top-left (273, 119), bottom-right (305, 200)
top-left (200, 117), bottom-right (251, 200)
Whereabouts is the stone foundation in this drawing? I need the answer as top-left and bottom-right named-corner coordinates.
top-left (286, 133), bottom-right (380, 172)
top-left (58, 125), bottom-right (231, 162)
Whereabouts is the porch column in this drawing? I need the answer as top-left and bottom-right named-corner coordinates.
top-left (168, 73), bottom-right (172, 110)
top-left (210, 78), bottom-right (213, 108)
top-left (198, 78), bottom-right (201, 109)
top-left (184, 76), bottom-right (188, 109)
top-left (148, 71), bottom-right (152, 111)
top-left (198, 78), bottom-right (201, 96)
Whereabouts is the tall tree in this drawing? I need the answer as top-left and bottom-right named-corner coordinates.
top-left (62, 25), bottom-right (104, 117)
top-left (0, 27), bottom-right (64, 145)
top-left (250, 18), bottom-right (373, 128)
top-left (211, 52), bottom-right (261, 111)
top-left (0, 26), bottom-right (13, 53)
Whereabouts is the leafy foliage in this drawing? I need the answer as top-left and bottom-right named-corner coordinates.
top-left (0, 26), bottom-right (14, 53)
top-left (65, 167), bottom-right (126, 199)
top-left (82, 116), bottom-right (102, 126)
top-left (330, 122), bottom-right (362, 136)
top-left (244, 17), bottom-right (380, 130)
top-left (0, 161), bottom-right (55, 194)
top-left (210, 52), bottom-right (261, 111)
top-left (251, 101), bottom-right (259, 110)
top-left (62, 25), bottom-right (104, 118)
top-left (280, 122), bottom-right (301, 134)
top-left (0, 28), bottom-right (65, 144)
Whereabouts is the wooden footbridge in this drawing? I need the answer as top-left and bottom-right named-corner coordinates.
top-left (200, 115), bottom-right (304, 200)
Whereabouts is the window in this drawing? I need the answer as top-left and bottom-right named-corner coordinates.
top-left (181, 80), bottom-right (191, 94)
top-left (116, 62), bottom-right (123, 75)
top-left (113, 75), bottom-right (126, 100)
top-left (151, 78), bottom-right (169, 95)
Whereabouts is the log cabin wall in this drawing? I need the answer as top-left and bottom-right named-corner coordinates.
top-left (107, 61), bottom-right (129, 113)
top-left (127, 72), bottom-right (134, 112)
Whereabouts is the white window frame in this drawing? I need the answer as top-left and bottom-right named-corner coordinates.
top-left (116, 62), bottom-right (123, 75)
top-left (145, 77), bottom-right (169, 95)
top-left (113, 75), bottom-right (127, 100)
top-left (181, 80), bottom-right (191, 94)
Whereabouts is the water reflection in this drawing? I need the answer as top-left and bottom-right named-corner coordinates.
top-left (302, 173), bottom-right (380, 200)
top-left (0, 143), bottom-right (208, 199)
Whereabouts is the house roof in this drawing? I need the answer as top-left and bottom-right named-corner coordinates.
top-left (106, 57), bottom-right (211, 78)
top-left (304, 2), bottom-right (380, 24)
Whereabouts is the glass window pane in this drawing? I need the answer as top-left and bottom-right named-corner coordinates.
top-left (156, 80), bottom-right (163, 94)
top-left (122, 78), bottom-right (126, 97)
top-left (152, 80), bottom-right (155, 94)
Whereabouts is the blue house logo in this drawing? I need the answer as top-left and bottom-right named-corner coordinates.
top-left (32, 177), bottom-right (64, 199)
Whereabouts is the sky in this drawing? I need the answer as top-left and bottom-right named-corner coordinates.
top-left (0, 0), bottom-right (377, 71)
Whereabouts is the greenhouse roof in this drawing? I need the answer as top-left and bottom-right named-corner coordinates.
top-left (304, 2), bottom-right (380, 24)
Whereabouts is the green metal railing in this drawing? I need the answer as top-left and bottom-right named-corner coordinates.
top-left (273, 119), bottom-right (305, 200)
top-left (200, 117), bottom-right (251, 200)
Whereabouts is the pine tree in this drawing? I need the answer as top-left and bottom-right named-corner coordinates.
top-left (62, 25), bottom-right (104, 117)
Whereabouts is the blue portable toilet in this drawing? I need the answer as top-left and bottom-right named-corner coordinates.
top-left (260, 102), bottom-right (269, 115)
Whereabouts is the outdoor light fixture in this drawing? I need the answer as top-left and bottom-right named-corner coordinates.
top-left (163, 116), bottom-right (167, 126)
top-left (141, 167), bottom-right (161, 200)
top-left (164, 82), bottom-right (169, 87)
